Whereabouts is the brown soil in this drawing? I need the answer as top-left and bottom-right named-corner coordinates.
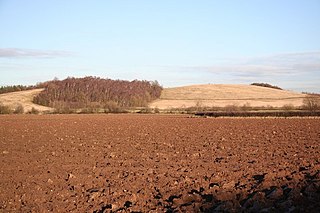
top-left (0, 115), bottom-right (319, 212)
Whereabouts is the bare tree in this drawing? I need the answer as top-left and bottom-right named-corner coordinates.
top-left (303, 95), bottom-right (320, 112)
top-left (33, 77), bottom-right (163, 110)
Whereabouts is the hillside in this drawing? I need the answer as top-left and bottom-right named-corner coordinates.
top-left (149, 84), bottom-right (307, 109)
top-left (0, 83), bottom-right (309, 113)
top-left (0, 89), bottom-right (53, 113)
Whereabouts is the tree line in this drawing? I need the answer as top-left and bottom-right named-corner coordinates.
top-left (0, 85), bottom-right (37, 94)
top-left (251, 83), bottom-right (282, 90)
top-left (33, 77), bottom-right (163, 111)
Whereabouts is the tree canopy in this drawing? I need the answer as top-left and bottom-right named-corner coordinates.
top-left (33, 76), bottom-right (163, 109)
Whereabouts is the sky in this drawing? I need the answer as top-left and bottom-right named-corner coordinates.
top-left (0, 0), bottom-right (320, 92)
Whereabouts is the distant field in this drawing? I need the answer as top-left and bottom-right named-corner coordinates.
top-left (0, 89), bottom-right (53, 113)
top-left (149, 84), bottom-right (307, 109)
top-left (0, 85), bottom-right (309, 113)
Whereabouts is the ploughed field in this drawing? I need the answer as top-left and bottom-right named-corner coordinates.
top-left (0, 115), bottom-right (319, 212)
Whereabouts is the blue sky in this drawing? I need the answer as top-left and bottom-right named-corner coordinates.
top-left (0, 0), bottom-right (319, 92)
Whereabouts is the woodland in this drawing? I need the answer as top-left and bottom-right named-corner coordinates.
top-left (33, 77), bottom-right (162, 112)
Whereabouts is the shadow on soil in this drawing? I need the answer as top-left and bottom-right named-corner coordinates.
top-left (162, 172), bottom-right (320, 212)
top-left (92, 171), bottom-right (319, 213)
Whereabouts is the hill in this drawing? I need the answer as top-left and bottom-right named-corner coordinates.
top-left (0, 89), bottom-right (53, 113)
top-left (0, 77), bottom-right (163, 113)
top-left (149, 84), bottom-right (307, 109)
top-left (0, 83), bottom-right (310, 113)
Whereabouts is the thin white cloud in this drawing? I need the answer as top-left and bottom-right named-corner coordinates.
top-left (198, 64), bottom-right (293, 75)
top-left (185, 51), bottom-right (320, 77)
top-left (156, 51), bottom-right (320, 92)
top-left (249, 51), bottom-right (320, 65)
top-left (0, 48), bottom-right (72, 58)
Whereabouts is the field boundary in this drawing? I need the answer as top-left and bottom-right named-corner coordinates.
top-left (195, 111), bottom-right (320, 117)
